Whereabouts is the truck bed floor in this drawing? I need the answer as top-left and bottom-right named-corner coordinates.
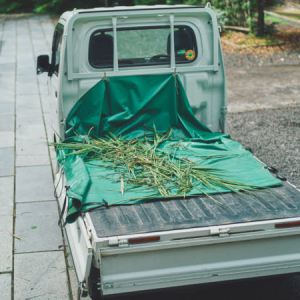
top-left (89, 182), bottom-right (300, 238)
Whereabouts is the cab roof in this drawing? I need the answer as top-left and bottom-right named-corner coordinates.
top-left (59, 5), bottom-right (205, 24)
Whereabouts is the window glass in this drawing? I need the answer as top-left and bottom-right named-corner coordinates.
top-left (89, 31), bottom-right (114, 68)
top-left (51, 24), bottom-right (64, 75)
top-left (117, 27), bottom-right (170, 66)
top-left (89, 25), bottom-right (197, 68)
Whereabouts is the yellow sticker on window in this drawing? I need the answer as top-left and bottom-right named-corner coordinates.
top-left (186, 50), bottom-right (195, 61)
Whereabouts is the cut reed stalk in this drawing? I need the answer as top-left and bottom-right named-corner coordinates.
top-left (50, 128), bottom-right (259, 200)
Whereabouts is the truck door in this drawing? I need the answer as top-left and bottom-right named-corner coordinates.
top-left (48, 23), bottom-right (64, 143)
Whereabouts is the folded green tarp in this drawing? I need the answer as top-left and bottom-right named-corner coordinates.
top-left (58, 74), bottom-right (281, 224)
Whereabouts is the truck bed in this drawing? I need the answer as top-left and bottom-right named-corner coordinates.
top-left (89, 181), bottom-right (300, 238)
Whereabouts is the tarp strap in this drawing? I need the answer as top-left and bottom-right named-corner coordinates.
top-left (81, 201), bottom-right (107, 209)
top-left (244, 146), bottom-right (252, 153)
top-left (81, 205), bottom-right (104, 214)
top-left (265, 166), bottom-right (287, 181)
top-left (102, 72), bottom-right (109, 83)
top-left (58, 185), bottom-right (70, 227)
top-left (103, 199), bottom-right (109, 208)
top-left (79, 200), bottom-right (109, 214)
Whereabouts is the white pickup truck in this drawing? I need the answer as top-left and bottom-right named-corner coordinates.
top-left (37, 4), bottom-right (300, 299)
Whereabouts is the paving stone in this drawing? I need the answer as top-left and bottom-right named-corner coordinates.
top-left (41, 23), bottom-right (54, 47)
top-left (0, 94), bottom-right (15, 103)
top-left (40, 94), bottom-right (51, 112)
top-left (0, 216), bottom-right (13, 272)
top-left (1, 48), bottom-right (16, 57)
top-left (16, 124), bottom-right (46, 140)
top-left (0, 65), bottom-right (15, 74)
top-left (0, 176), bottom-right (14, 217)
top-left (16, 81), bottom-right (39, 95)
top-left (17, 72), bottom-right (36, 81)
top-left (0, 62), bottom-right (15, 74)
top-left (16, 165), bottom-right (55, 203)
top-left (14, 251), bottom-right (69, 300)
top-left (16, 94), bottom-right (41, 114)
top-left (38, 77), bottom-right (49, 96)
top-left (17, 64), bottom-right (36, 72)
top-left (17, 68), bottom-right (35, 75)
top-left (16, 138), bottom-right (50, 167)
top-left (0, 55), bottom-right (16, 64)
top-left (0, 73), bottom-right (16, 81)
top-left (0, 102), bottom-right (14, 115)
top-left (16, 113), bottom-right (44, 127)
top-left (17, 67), bottom-right (36, 75)
top-left (34, 45), bottom-right (49, 55)
top-left (0, 131), bottom-right (14, 148)
top-left (15, 68), bottom-right (34, 77)
top-left (0, 70), bottom-right (15, 79)
top-left (1, 40), bottom-right (16, 49)
top-left (0, 147), bottom-right (14, 177)
top-left (16, 139), bottom-right (48, 154)
top-left (44, 113), bottom-right (56, 140)
top-left (16, 155), bottom-right (50, 167)
top-left (0, 114), bottom-right (14, 132)
top-left (15, 201), bottom-right (63, 253)
top-left (0, 274), bottom-right (11, 300)
top-left (0, 89), bottom-right (15, 99)
top-left (16, 153), bottom-right (50, 167)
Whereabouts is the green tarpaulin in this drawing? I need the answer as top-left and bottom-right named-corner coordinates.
top-left (58, 74), bottom-right (281, 224)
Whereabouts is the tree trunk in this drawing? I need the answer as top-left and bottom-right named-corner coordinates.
top-left (256, 0), bottom-right (264, 36)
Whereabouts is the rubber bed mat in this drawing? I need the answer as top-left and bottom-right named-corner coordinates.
top-left (89, 181), bottom-right (300, 238)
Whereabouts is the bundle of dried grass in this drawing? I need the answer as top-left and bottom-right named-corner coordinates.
top-left (51, 127), bottom-right (258, 204)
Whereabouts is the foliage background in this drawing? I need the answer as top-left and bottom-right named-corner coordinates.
top-left (0, 0), bottom-right (279, 35)
top-left (0, 0), bottom-right (276, 15)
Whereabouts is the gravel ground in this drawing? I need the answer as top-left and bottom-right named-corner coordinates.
top-left (224, 50), bottom-right (300, 68)
top-left (227, 106), bottom-right (300, 189)
top-left (222, 22), bottom-right (300, 189)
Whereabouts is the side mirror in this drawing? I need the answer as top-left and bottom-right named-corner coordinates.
top-left (37, 55), bottom-right (50, 75)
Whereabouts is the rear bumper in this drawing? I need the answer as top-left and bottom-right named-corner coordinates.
top-left (99, 230), bottom-right (300, 296)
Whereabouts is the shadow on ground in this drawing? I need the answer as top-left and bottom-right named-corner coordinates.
top-left (93, 274), bottom-right (300, 300)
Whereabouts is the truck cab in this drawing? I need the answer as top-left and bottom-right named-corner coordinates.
top-left (37, 4), bottom-right (226, 144)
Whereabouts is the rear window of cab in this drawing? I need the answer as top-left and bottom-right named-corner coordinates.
top-left (89, 25), bottom-right (198, 69)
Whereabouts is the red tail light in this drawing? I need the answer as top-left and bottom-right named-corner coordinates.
top-left (275, 221), bottom-right (300, 228)
top-left (128, 236), bottom-right (160, 244)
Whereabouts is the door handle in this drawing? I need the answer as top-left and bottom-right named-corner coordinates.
top-left (55, 91), bottom-right (58, 98)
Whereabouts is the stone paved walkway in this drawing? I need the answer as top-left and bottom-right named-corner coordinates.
top-left (0, 14), bottom-right (80, 300)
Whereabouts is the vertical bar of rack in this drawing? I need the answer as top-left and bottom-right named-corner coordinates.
top-left (169, 14), bottom-right (175, 69)
top-left (112, 17), bottom-right (118, 71)
top-left (67, 27), bottom-right (73, 80)
top-left (211, 12), bottom-right (219, 72)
